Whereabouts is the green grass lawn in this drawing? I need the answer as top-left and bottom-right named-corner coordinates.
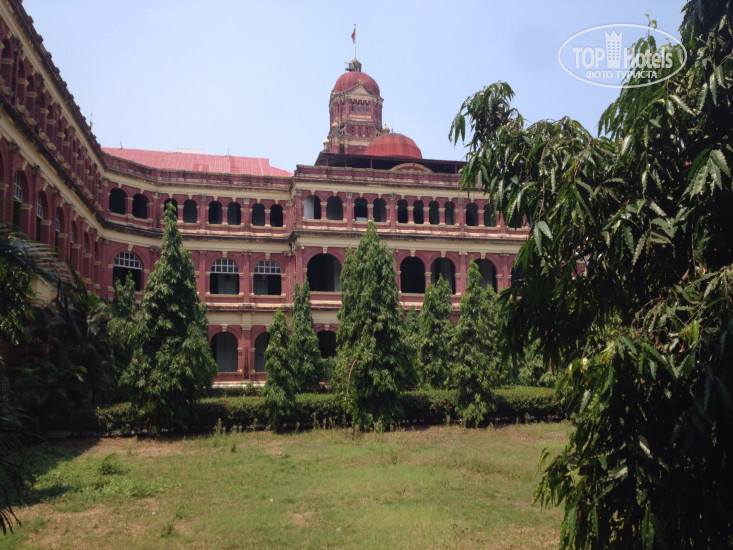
top-left (2, 422), bottom-right (570, 549)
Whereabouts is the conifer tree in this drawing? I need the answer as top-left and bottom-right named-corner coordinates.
top-left (108, 273), bottom-right (137, 386)
top-left (262, 309), bottom-right (297, 432)
top-left (416, 275), bottom-right (454, 389)
top-left (334, 221), bottom-right (408, 429)
top-left (122, 203), bottom-right (216, 432)
top-left (451, 259), bottom-right (500, 425)
top-left (289, 280), bottom-right (322, 392)
top-left (400, 305), bottom-right (420, 388)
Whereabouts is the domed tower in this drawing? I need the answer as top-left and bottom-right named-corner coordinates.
top-left (324, 59), bottom-right (384, 155)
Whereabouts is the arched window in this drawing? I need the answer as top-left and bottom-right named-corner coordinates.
top-left (132, 193), bottom-right (148, 219)
top-left (211, 332), bottom-right (238, 373)
top-left (428, 201), bottom-right (440, 225)
top-left (484, 204), bottom-right (497, 227)
top-left (208, 201), bottom-right (223, 225)
top-left (254, 332), bottom-right (269, 373)
top-left (113, 251), bottom-right (143, 291)
top-left (304, 195), bottom-right (321, 219)
top-left (251, 203), bottom-right (265, 226)
top-left (253, 260), bottom-right (282, 295)
top-left (373, 198), bottom-right (387, 222)
top-left (400, 257), bottom-right (425, 293)
top-left (476, 259), bottom-right (498, 292)
top-left (270, 204), bottom-right (284, 227)
top-left (445, 202), bottom-right (456, 225)
top-left (13, 172), bottom-right (24, 228)
top-left (326, 197), bottom-right (343, 220)
top-left (397, 199), bottom-right (408, 224)
top-left (54, 208), bottom-right (63, 249)
top-left (307, 254), bottom-right (341, 291)
top-left (210, 258), bottom-right (239, 295)
top-left (318, 331), bottom-right (337, 358)
top-left (431, 258), bottom-right (456, 293)
top-left (354, 198), bottom-right (368, 221)
top-left (227, 202), bottom-right (241, 225)
top-left (183, 199), bottom-right (197, 223)
top-left (466, 203), bottom-right (479, 226)
top-left (36, 192), bottom-right (46, 241)
top-left (109, 188), bottom-right (126, 215)
top-left (413, 201), bottom-right (424, 224)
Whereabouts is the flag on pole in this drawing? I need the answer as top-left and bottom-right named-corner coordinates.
top-left (351, 25), bottom-right (356, 44)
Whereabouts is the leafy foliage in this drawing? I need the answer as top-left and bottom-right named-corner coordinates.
top-left (450, 2), bottom-right (733, 546)
top-left (262, 310), bottom-right (298, 432)
top-left (400, 306), bottom-right (420, 387)
top-left (416, 276), bottom-right (454, 389)
top-left (333, 221), bottom-right (409, 429)
top-left (451, 260), bottom-right (500, 425)
top-left (289, 280), bottom-right (323, 392)
top-left (122, 204), bottom-right (216, 433)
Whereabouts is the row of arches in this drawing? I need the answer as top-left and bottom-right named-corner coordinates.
top-left (108, 190), bottom-right (287, 228)
top-left (211, 330), bottom-right (337, 374)
top-left (303, 195), bottom-right (502, 227)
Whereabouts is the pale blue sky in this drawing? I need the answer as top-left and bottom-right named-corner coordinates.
top-left (25, 1), bottom-right (686, 172)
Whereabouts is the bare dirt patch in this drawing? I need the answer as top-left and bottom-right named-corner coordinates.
top-left (55, 435), bottom-right (186, 458)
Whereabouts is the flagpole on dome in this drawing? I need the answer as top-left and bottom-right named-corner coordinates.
top-left (351, 24), bottom-right (356, 59)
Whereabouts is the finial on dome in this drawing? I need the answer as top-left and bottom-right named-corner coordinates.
top-left (347, 59), bottom-right (362, 72)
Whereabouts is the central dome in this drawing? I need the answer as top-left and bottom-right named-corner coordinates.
top-left (363, 133), bottom-right (422, 159)
top-left (332, 70), bottom-right (380, 97)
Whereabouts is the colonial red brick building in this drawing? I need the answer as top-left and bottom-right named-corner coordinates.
top-left (0, 0), bottom-right (527, 382)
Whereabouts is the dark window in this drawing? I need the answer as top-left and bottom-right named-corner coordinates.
top-left (428, 201), bottom-right (440, 225)
top-left (354, 198), bottom-right (368, 221)
top-left (326, 197), bottom-right (343, 220)
top-left (252, 203), bottom-right (265, 226)
top-left (466, 203), bottom-right (479, 227)
top-left (183, 200), bottom-right (197, 223)
top-left (211, 332), bottom-right (238, 373)
top-left (413, 201), bottom-right (424, 224)
top-left (445, 202), bottom-right (455, 225)
top-left (210, 258), bottom-right (239, 295)
top-left (270, 205), bottom-right (284, 227)
top-left (400, 257), bottom-right (425, 293)
top-left (373, 198), bottom-right (387, 222)
top-left (227, 202), bottom-right (241, 225)
top-left (318, 331), bottom-right (337, 358)
top-left (253, 260), bottom-right (282, 295)
top-left (208, 201), bottom-right (223, 225)
top-left (397, 200), bottom-right (408, 224)
top-left (109, 188), bottom-right (126, 215)
top-left (307, 254), bottom-right (341, 292)
top-left (132, 194), bottom-right (148, 219)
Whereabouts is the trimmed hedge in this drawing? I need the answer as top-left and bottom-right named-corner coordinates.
top-left (92, 386), bottom-right (564, 435)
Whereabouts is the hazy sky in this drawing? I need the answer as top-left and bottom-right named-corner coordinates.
top-left (25, 1), bottom-right (686, 172)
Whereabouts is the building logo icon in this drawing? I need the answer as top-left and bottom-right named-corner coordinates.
top-left (558, 24), bottom-right (687, 89)
top-left (605, 31), bottom-right (622, 68)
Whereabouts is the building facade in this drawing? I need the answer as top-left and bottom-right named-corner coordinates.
top-left (0, 0), bottom-right (527, 383)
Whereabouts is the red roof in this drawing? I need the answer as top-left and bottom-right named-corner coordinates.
top-left (332, 71), bottom-right (380, 96)
top-left (363, 133), bottom-right (422, 159)
top-left (101, 148), bottom-right (292, 177)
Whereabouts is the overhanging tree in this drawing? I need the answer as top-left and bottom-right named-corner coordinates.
top-left (122, 204), bottom-right (216, 433)
top-left (416, 276), bottom-right (454, 389)
top-left (333, 221), bottom-right (409, 429)
top-left (450, 2), bottom-right (733, 546)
